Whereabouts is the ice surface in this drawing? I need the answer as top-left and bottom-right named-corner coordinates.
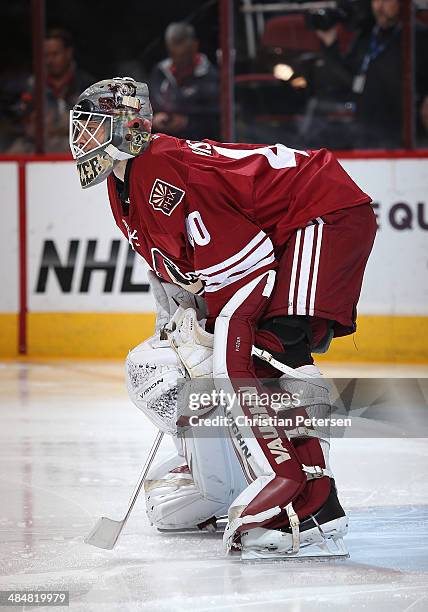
top-left (0, 361), bottom-right (427, 611)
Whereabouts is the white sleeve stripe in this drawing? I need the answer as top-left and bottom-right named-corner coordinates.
top-left (225, 249), bottom-right (274, 283)
top-left (195, 230), bottom-right (266, 275)
top-left (205, 246), bottom-right (274, 287)
top-left (206, 235), bottom-right (270, 278)
top-left (204, 254), bottom-right (276, 292)
top-left (199, 238), bottom-right (274, 285)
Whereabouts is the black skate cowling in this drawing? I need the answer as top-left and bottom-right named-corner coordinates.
top-left (280, 479), bottom-right (346, 534)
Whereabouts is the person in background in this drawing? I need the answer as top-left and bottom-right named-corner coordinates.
top-left (9, 28), bottom-right (93, 153)
top-left (316, 0), bottom-right (428, 148)
top-left (149, 22), bottom-right (219, 140)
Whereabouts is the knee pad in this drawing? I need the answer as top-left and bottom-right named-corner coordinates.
top-left (259, 316), bottom-right (313, 368)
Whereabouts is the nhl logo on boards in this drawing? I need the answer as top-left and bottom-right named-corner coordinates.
top-left (149, 179), bottom-right (185, 216)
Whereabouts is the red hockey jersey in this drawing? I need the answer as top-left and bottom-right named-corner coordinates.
top-left (107, 134), bottom-right (370, 322)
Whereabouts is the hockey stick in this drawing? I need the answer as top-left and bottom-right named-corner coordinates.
top-left (85, 431), bottom-right (164, 550)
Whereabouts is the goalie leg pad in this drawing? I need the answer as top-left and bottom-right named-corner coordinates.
top-left (223, 364), bottom-right (346, 553)
top-left (212, 273), bottom-right (309, 551)
top-left (145, 450), bottom-right (225, 530)
top-left (265, 365), bottom-right (334, 530)
top-left (231, 365), bottom-right (349, 558)
top-left (212, 271), bottom-right (344, 555)
top-left (145, 408), bottom-right (248, 530)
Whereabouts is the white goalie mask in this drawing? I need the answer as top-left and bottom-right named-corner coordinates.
top-left (69, 77), bottom-right (152, 189)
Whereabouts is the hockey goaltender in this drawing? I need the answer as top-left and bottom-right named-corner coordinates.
top-left (70, 76), bottom-right (375, 560)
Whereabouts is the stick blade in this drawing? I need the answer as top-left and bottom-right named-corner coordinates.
top-left (85, 517), bottom-right (124, 550)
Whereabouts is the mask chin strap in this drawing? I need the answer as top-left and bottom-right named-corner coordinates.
top-left (104, 143), bottom-right (135, 161)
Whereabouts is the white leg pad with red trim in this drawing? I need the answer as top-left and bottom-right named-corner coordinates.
top-left (223, 474), bottom-right (281, 548)
top-left (145, 408), bottom-right (247, 530)
top-left (213, 272), bottom-right (310, 553)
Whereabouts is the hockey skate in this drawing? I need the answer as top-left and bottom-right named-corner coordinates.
top-left (240, 480), bottom-right (349, 560)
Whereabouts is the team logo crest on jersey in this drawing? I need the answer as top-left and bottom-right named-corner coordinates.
top-left (149, 179), bottom-right (185, 216)
top-left (151, 248), bottom-right (204, 295)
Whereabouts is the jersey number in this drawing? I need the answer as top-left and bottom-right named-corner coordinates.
top-left (212, 143), bottom-right (309, 169)
top-left (186, 211), bottom-right (211, 246)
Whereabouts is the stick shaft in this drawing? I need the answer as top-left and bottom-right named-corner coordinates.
top-left (122, 431), bottom-right (164, 524)
top-left (85, 430), bottom-right (164, 549)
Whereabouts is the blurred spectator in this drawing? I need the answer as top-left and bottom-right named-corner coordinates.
top-left (0, 69), bottom-right (28, 152)
top-left (316, 0), bottom-right (428, 148)
top-left (149, 22), bottom-right (219, 140)
top-left (8, 28), bottom-right (93, 153)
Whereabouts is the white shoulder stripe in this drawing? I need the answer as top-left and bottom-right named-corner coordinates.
top-left (196, 230), bottom-right (266, 276)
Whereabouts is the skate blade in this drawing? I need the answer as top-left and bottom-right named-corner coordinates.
top-left (157, 518), bottom-right (227, 534)
top-left (158, 522), bottom-right (226, 534)
top-left (241, 536), bottom-right (349, 561)
top-left (85, 517), bottom-right (124, 550)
